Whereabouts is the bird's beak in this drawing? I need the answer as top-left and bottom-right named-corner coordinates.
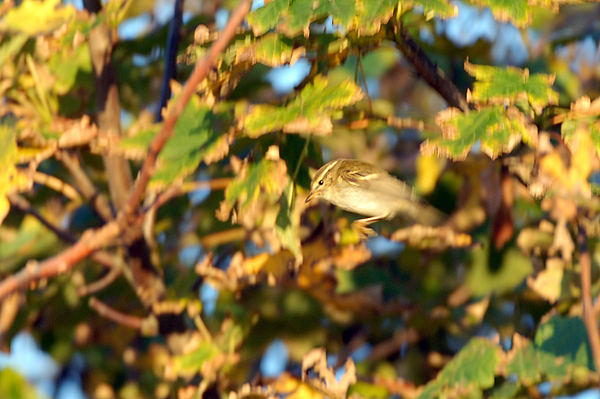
top-left (305, 189), bottom-right (319, 203)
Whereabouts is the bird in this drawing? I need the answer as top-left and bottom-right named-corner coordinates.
top-left (305, 158), bottom-right (446, 237)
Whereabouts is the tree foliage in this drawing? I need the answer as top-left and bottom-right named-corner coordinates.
top-left (1, 0), bottom-right (600, 398)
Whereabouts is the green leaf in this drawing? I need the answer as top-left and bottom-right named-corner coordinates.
top-left (403, 0), bottom-right (457, 19)
top-left (534, 316), bottom-right (595, 373)
top-left (489, 380), bottom-right (520, 399)
top-left (174, 342), bottom-right (220, 374)
top-left (466, 242), bottom-right (533, 296)
top-left (219, 157), bottom-right (289, 221)
top-left (49, 44), bottom-right (92, 95)
top-left (465, 61), bottom-right (558, 112)
top-left (504, 339), bottom-right (545, 385)
top-left (0, 215), bottom-right (62, 273)
top-left (417, 338), bottom-right (500, 399)
top-left (120, 99), bottom-right (233, 190)
top-left (0, 33), bottom-right (29, 68)
top-left (249, 0), bottom-right (454, 37)
top-left (422, 105), bottom-right (537, 160)
top-left (470, 0), bottom-right (531, 27)
top-left (0, 127), bottom-right (32, 227)
top-left (275, 182), bottom-right (302, 263)
top-left (247, 0), bottom-right (291, 35)
top-left (0, 369), bottom-right (41, 399)
top-left (242, 76), bottom-right (362, 137)
top-left (505, 317), bottom-right (595, 387)
top-left (1, 0), bottom-right (76, 36)
top-left (253, 33), bottom-right (306, 67)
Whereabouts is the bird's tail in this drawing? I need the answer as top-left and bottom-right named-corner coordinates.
top-left (409, 202), bottom-right (447, 227)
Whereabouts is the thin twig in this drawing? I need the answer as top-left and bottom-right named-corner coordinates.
top-left (7, 193), bottom-right (117, 270)
top-left (578, 224), bottom-right (600, 375)
top-left (59, 150), bottom-right (114, 222)
top-left (7, 194), bottom-right (77, 243)
top-left (32, 171), bottom-right (81, 202)
top-left (391, 19), bottom-right (469, 113)
top-left (385, 115), bottom-right (439, 133)
top-left (151, 178), bottom-right (232, 211)
top-left (89, 297), bottom-right (144, 329)
top-left (77, 266), bottom-right (122, 296)
top-left (357, 54), bottom-right (373, 114)
top-left (200, 227), bottom-right (247, 247)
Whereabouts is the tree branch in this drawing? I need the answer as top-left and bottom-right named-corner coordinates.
top-left (0, 222), bottom-right (121, 300)
top-left (578, 224), bottom-right (600, 375)
top-left (391, 20), bottom-right (469, 113)
top-left (77, 265), bottom-right (121, 296)
top-left (59, 150), bottom-right (114, 222)
top-left (155, 0), bottom-right (185, 123)
top-left (89, 297), bottom-right (144, 330)
top-left (83, 0), bottom-right (133, 210)
top-left (8, 194), bottom-right (77, 243)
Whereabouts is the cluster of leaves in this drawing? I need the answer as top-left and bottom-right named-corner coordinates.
top-left (2, 0), bottom-right (600, 399)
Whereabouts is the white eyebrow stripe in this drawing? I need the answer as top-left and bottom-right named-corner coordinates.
top-left (314, 159), bottom-right (340, 182)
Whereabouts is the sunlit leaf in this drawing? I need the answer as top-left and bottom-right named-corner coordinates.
top-left (1, 0), bottom-right (76, 36)
top-left (252, 33), bottom-right (306, 67)
top-left (422, 105), bottom-right (537, 160)
top-left (417, 338), bottom-right (500, 399)
top-left (0, 33), bottom-right (29, 68)
top-left (249, 0), bottom-right (455, 37)
top-left (470, 0), bottom-right (531, 27)
top-left (561, 97), bottom-right (600, 158)
top-left (49, 44), bottom-right (92, 95)
top-left (465, 61), bottom-right (558, 113)
top-left (0, 127), bottom-right (33, 227)
top-left (403, 0), bottom-right (457, 19)
top-left (0, 369), bottom-right (41, 399)
top-left (218, 157), bottom-right (289, 221)
top-left (242, 76), bottom-right (362, 137)
top-left (175, 342), bottom-right (221, 374)
top-left (540, 128), bottom-right (594, 196)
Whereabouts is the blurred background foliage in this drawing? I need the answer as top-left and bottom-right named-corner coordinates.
top-left (2, 0), bottom-right (600, 398)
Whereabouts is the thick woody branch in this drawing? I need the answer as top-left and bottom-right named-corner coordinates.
top-left (0, 222), bottom-right (121, 299)
top-left (156, 0), bottom-right (185, 122)
top-left (83, 0), bottom-right (133, 210)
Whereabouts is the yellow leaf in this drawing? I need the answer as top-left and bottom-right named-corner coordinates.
top-left (2, 0), bottom-right (75, 36)
top-left (527, 259), bottom-right (564, 303)
top-left (0, 128), bottom-right (33, 226)
top-left (540, 128), bottom-right (595, 196)
top-left (416, 154), bottom-right (445, 195)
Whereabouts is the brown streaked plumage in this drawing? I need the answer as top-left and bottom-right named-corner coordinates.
top-left (306, 159), bottom-right (445, 236)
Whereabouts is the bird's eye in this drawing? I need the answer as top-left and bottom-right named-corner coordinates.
top-left (318, 180), bottom-right (324, 185)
